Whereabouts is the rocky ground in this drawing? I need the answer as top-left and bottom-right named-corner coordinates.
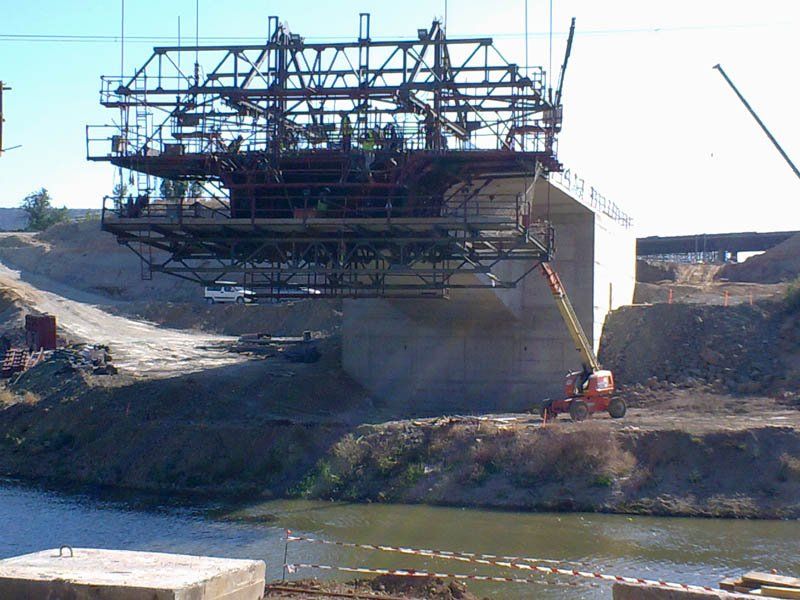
top-left (264, 577), bottom-right (478, 600)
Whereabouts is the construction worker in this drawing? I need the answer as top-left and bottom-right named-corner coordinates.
top-left (424, 112), bottom-right (436, 150)
top-left (383, 122), bottom-right (399, 152)
top-left (340, 114), bottom-right (353, 151)
top-left (362, 127), bottom-right (376, 170)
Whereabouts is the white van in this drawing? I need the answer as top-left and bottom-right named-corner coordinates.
top-left (203, 282), bottom-right (256, 304)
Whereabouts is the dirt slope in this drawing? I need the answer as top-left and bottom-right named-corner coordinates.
top-left (600, 302), bottom-right (800, 399)
top-left (0, 221), bottom-right (198, 302)
top-left (114, 299), bottom-right (342, 337)
top-left (718, 233), bottom-right (800, 283)
top-left (0, 262), bottom-right (246, 377)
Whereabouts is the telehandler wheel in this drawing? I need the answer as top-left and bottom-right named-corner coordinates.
top-left (569, 400), bottom-right (589, 422)
top-left (608, 397), bottom-right (627, 419)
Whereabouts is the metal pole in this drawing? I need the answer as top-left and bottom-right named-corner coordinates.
top-left (120, 0), bottom-right (125, 75)
top-left (0, 81), bottom-right (5, 156)
top-left (524, 0), bottom-right (528, 75)
top-left (713, 64), bottom-right (800, 181)
top-left (0, 81), bottom-right (10, 156)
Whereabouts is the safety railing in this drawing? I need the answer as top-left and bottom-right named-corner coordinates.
top-left (549, 168), bottom-right (633, 229)
top-left (101, 190), bottom-right (548, 237)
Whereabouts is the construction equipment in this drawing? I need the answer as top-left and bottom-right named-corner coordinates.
top-left (538, 262), bottom-right (625, 421)
top-left (713, 64), bottom-right (800, 182)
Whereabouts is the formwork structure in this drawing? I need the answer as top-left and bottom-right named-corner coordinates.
top-left (88, 15), bottom-right (569, 298)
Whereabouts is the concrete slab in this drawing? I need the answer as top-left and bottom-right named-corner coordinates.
top-left (0, 548), bottom-right (265, 600)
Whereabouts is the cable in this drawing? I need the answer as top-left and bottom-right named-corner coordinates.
top-left (548, 0), bottom-right (553, 94)
top-left (0, 22), bottom-right (785, 44)
top-left (524, 0), bottom-right (528, 75)
top-left (120, 0), bottom-right (124, 74)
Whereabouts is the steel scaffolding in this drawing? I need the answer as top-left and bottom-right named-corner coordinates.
top-left (88, 15), bottom-right (566, 298)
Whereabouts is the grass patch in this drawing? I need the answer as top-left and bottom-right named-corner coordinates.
top-left (786, 278), bottom-right (800, 314)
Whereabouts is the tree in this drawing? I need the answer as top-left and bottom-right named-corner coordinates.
top-left (112, 182), bottom-right (129, 210)
top-left (20, 188), bottom-right (69, 231)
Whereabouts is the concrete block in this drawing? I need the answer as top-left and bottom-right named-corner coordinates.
top-left (0, 548), bottom-right (266, 600)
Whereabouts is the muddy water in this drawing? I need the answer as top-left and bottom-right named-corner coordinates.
top-left (0, 482), bottom-right (797, 599)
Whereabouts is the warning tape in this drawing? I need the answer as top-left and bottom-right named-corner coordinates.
top-left (287, 563), bottom-right (568, 587)
top-left (285, 532), bottom-right (584, 567)
top-left (285, 532), bottom-right (729, 595)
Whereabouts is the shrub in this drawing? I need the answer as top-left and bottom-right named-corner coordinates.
top-left (786, 278), bottom-right (800, 314)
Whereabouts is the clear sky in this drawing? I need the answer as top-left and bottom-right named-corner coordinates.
top-left (0, 0), bottom-right (798, 236)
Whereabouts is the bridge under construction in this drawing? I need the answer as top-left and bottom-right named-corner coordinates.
top-left (88, 14), bottom-right (572, 298)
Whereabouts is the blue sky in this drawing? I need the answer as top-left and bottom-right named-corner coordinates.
top-left (0, 0), bottom-right (798, 236)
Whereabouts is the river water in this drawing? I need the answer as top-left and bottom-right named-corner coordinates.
top-left (0, 481), bottom-right (797, 599)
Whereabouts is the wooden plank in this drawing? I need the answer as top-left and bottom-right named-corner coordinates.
top-left (742, 573), bottom-right (800, 590)
top-left (761, 586), bottom-right (800, 599)
top-left (720, 578), bottom-right (743, 591)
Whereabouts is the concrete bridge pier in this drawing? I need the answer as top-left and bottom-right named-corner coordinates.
top-left (342, 179), bottom-right (635, 415)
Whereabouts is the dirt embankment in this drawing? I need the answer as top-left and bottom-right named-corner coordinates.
top-left (636, 259), bottom-right (677, 283)
top-left (2, 350), bottom-right (800, 518)
top-left (0, 340), bottom-right (373, 497)
top-left (112, 299), bottom-right (342, 337)
top-left (266, 577), bottom-right (478, 600)
top-left (0, 221), bottom-right (198, 303)
top-left (295, 416), bottom-right (800, 519)
top-left (718, 233), bottom-right (800, 284)
top-left (633, 261), bottom-right (789, 305)
top-left (600, 302), bottom-right (800, 400)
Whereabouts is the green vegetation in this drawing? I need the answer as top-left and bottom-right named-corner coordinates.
top-left (786, 277), bottom-right (800, 314)
top-left (20, 188), bottom-right (69, 231)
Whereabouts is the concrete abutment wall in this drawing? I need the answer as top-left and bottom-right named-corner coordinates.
top-left (343, 179), bottom-right (635, 414)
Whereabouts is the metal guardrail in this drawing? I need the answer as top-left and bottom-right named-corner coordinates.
top-left (101, 191), bottom-right (543, 229)
top-left (549, 168), bottom-right (633, 229)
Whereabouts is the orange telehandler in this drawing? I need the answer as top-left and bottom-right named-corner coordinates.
top-left (538, 262), bottom-right (626, 422)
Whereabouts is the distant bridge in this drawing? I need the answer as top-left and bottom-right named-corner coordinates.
top-left (637, 230), bottom-right (798, 258)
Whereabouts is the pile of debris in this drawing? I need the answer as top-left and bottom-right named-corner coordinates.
top-left (230, 331), bottom-right (321, 363)
top-left (720, 571), bottom-right (800, 597)
top-left (54, 344), bottom-right (118, 375)
top-left (600, 302), bottom-right (795, 396)
top-left (3, 344), bottom-right (118, 381)
top-left (1, 348), bottom-right (44, 379)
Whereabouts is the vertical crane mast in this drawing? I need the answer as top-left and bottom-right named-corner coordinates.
top-left (713, 64), bottom-right (800, 181)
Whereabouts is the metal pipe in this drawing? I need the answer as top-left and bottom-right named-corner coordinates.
top-left (713, 63), bottom-right (800, 181)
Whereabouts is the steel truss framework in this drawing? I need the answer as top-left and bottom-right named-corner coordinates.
top-left (90, 14), bottom-right (568, 298)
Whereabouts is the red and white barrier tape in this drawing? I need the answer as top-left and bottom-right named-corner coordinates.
top-left (286, 563), bottom-right (573, 587)
top-left (284, 532), bottom-right (727, 595)
top-left (285, 532), bottom-right (583, 567)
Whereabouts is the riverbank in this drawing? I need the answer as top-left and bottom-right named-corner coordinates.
top-left (1, 356), bottom-right (799, 517)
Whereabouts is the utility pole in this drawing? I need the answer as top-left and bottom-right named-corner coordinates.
top-left (713, 64), bottom-right (800, 181)
top-left (0, 81), bottom-right (11, 156)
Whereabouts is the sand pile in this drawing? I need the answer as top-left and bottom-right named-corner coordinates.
top-left (717, 233), bottom-right (800, 284)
